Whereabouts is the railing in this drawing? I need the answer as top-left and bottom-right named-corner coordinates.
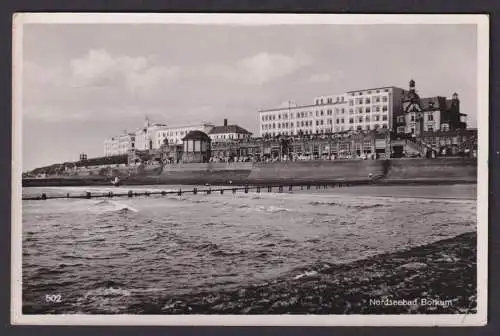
top-left (404, 137), bottom-right (434, 155)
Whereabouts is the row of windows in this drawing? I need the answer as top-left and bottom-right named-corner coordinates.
top-left (262, 113), bottom-right (389, 130)
top-left (157, 129), bottom-right (194, 138)
top-left (411, 114), bottom-right (434, 122)
top-left (396, 123), bottom-right (449, 134)
top-left (262, 123), bottom-right (388, 137)
top-left (315, 96), bottom-right (346, 105)
top-left (349, 88), bottom-right (390, 96)
top-left (351, 105), bottom-right (389, 114)
top-left (396, 114), bottom-right (435, 123)
top-left (262, 105), bottom-right (389, 122)
top-left (397, 126), bottom-right (435, 133)
top-left (211, 133), bottom-right (250, 140)
top-left (349, 96), bottom-right (389, 106)
top-left (348, 116), bottom-right (388, 124)
top-left (315, 108), bottom-right (345, 116)
top-left (262, 121), bottom-right (314, 130)
top-left (262, 112), bottom-right (312, 121)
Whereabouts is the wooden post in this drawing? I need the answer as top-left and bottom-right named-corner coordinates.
top-left (178, 188), bottom-right (182, 196)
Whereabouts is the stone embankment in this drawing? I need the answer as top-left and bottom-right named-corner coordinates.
top-left (22, 158), bottom-right (477, 187)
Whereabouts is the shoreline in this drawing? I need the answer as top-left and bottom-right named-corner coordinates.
top-left (22, 177), bottom-right (477, 188)
top-left (128, 231), bottom-right (477, 315)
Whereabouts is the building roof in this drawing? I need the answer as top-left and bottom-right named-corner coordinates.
top-left (345, 86), bottom-right (402, 93)
top-left (208, 125), bottom-right (251, 135)
top-left (419, 97), bottom-right (444, 110)
top-left (182, 130), bottom-right (211, 141)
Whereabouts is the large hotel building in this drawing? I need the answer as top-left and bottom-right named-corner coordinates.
top-left (258, 86), bottom-right (405, 137)
top-left (258, 81), bottom-right (467, 138)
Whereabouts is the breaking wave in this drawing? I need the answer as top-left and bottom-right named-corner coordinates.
top-left (308, 200), bottom-right (384, 210)
top-left (93, 200), bottom-right (138, 213)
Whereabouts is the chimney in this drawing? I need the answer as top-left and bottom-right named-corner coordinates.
top-left (223, 118), bottom-right (228, 127)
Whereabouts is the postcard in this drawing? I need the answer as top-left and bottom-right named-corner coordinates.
top-left (12, 13), bottom-right (488, 326)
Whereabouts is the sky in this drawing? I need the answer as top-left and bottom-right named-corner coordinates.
top-left (20, 22), bottom-right (478, 170)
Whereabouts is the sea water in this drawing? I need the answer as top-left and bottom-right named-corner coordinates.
top-left (21, 184), bottom-right (477, 314)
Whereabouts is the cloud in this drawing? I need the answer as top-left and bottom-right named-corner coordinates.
top-left (307, 70), bottom-right (346, 84)
top-left (22, 50), bottom-right (184, 122)
top-left (22, 105), bottom-right (87, 123)
top-left (204, 51), bottom-right (312, 85)
top-left (69, 49), bottom-right (180, 94)
top-left (308, 73), bottom-right (332, 83)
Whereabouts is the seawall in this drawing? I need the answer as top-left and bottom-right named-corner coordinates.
top-left (382, 157), bottom-right (477, 184)
top-left (247, 160), bottom-right (386, 184)
top-left (22, 158), bottom-right (477, 187)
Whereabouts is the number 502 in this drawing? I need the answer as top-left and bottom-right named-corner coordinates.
top-left (45, 294), bottom-right (62, 303)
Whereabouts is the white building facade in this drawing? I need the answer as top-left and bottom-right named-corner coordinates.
top-left (133, 118), bottom-right (168, 151)
top-left (104, 132), bottom-right (136, 157)
top-left (259, 86), bottom-right (405, 137)
top-left (152, 123), bottom-right (215, 149)
top-left (105, 118), bottom-right (214, 155)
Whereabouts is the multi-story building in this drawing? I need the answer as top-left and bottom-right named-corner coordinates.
top-left (208, 119), bottom-right (252, 142)
top-left (395, 79), bottom-right (467, 135)
top-left (104, 132), bottom-right (136, 156)
top-left (259, 87), bottom-right (406, 137)
top-left (152, 123), bottom-right (214, 149)
top-left (127, 117), bottom-right (214, 152)
top-left (134, 118), bottom-right (168, 151)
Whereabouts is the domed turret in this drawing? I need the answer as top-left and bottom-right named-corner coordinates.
top-left (403, 79), bottom-right (420, 103)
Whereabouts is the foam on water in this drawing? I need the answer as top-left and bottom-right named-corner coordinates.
top-left (21, 183), bottom-right (477, 314)
top-left (93, 200), bottom-right (138, 213)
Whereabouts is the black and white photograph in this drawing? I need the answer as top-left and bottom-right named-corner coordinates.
top-left (12, 13), bottom-right (488, 326)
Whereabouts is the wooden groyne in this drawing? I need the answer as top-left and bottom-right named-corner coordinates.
top-left (22, 181), bottom-right (363, 201)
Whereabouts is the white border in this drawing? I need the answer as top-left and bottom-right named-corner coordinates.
top-left (11, 13), bottom-right (489, 326)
